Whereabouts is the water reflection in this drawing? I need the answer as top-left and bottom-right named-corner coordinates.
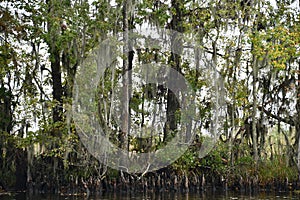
top-left (0, 191), bottom-right (299, 200)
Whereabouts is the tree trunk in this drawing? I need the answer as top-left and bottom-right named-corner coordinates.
top-left (46, 0), bottom-right (63, 192)
top-left (119, 0), bottom-right (131, 169)
top-left (296, 62), bottom-right (300, 182)
top-left (164, 0), bottom-right (183, 142)
top-left (15, 149), bottom-right (27, 191)
top-left (51, 48), bottom-right (63, 123)
top-left (46, 0), bottom-right (63, 124)
top-left (252, 56), bottom-right (259, 165)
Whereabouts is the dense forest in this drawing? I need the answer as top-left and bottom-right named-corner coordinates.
top-left (0, 0), bottom-right (300, 195)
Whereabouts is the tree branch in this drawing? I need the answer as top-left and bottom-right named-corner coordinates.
top-left (258, 106), bottom-right (295, 126)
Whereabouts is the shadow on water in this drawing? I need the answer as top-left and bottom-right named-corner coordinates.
top-left (0, 191), bottom-right (299, 200)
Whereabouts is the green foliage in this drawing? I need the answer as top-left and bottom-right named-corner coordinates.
top-left (172, 148), bottom-right (201, 171)
top-left (200, 143), bottom-right (229, 175)
top-left (251, 20), bottom-right (300, 70)
top-left (258, 156), bottom-right (298, 184)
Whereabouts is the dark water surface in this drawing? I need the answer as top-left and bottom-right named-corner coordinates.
top-left (0, 192), bottom-right (299, 200)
